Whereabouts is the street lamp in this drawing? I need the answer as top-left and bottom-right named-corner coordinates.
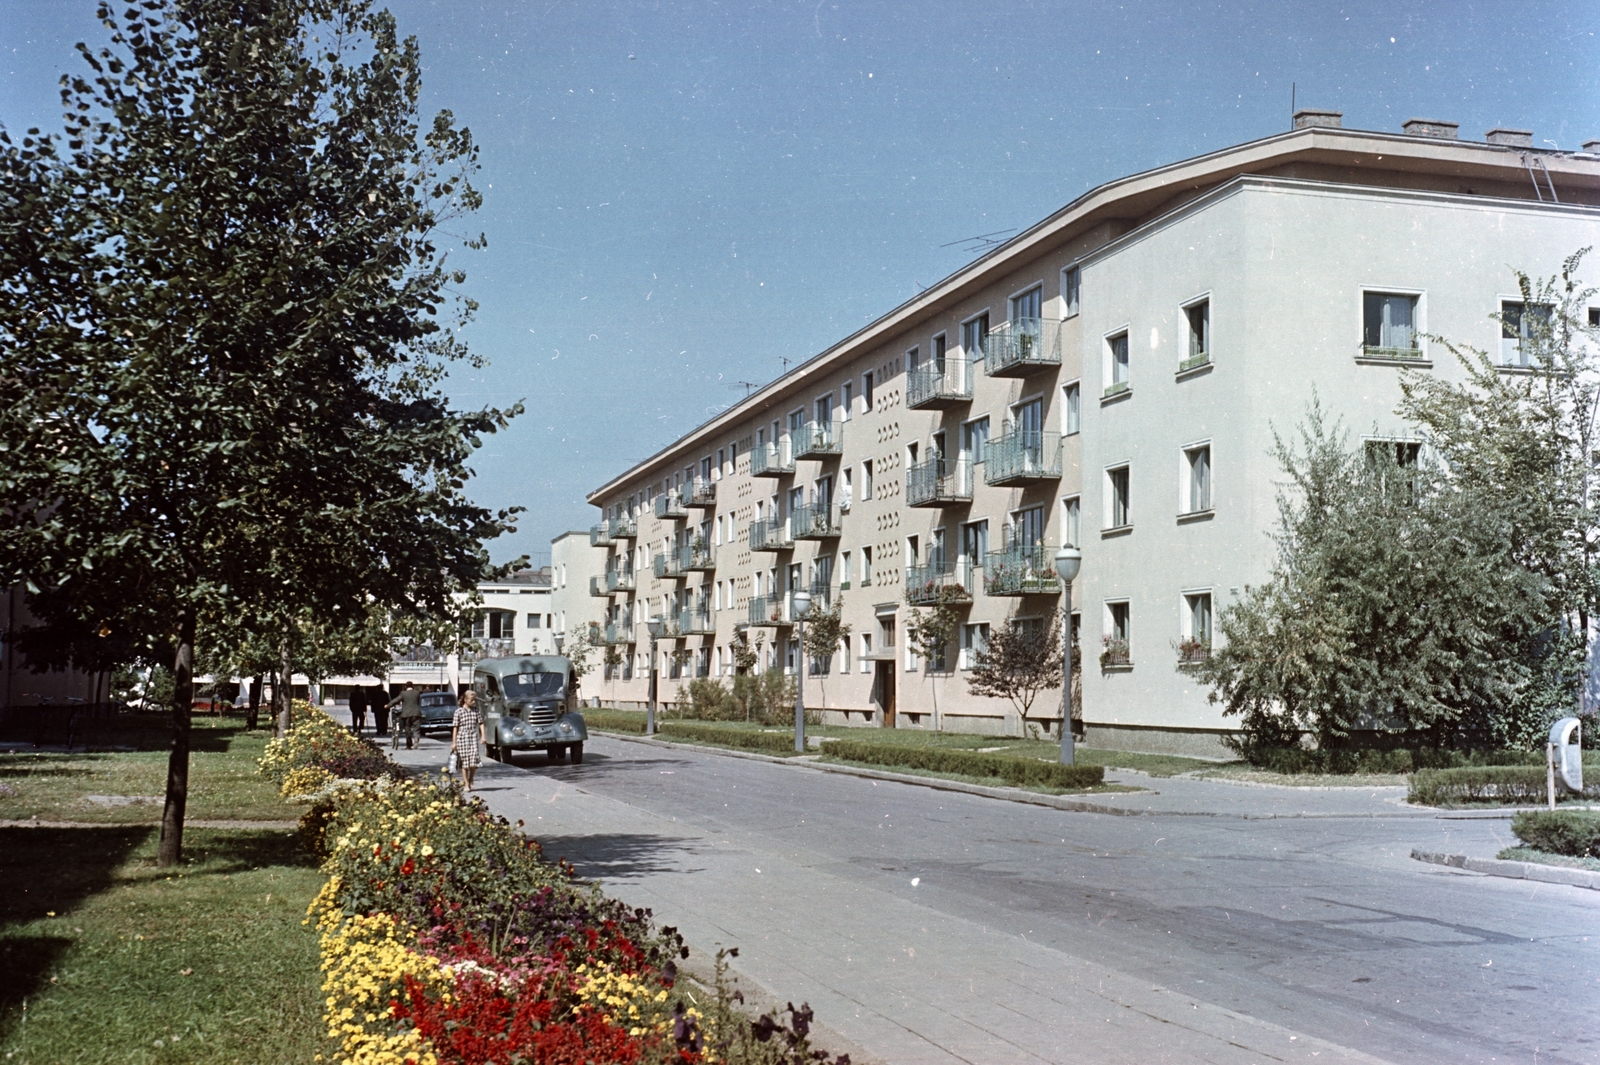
top-left (790, 588), bottom-right (812, 753)
top-left (645, 615), bottom-right (664, 735)
top-left (1053, 545), bottom-right (1082, 765)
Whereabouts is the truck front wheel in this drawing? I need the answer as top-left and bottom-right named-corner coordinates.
top-left (570, 742), bottom-right (584, 765)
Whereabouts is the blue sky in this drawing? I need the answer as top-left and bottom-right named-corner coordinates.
top-left (3, 1), bottom-right (1597, 565)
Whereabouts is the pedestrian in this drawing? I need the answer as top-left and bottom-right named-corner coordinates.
top-left (451, 690), bottom-right (485, 792)
top-left (348, 686), bottom-right (367, 736)
top-left (372, 685), bottom-right (391, 737)
top-left (388, 682), bottom-right (422, 749)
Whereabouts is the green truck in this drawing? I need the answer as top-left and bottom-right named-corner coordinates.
top-left (471, 655), bottom-right (590, 764)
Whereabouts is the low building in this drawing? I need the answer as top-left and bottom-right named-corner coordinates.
top-left (573, 114), bottom-right (1600, 755)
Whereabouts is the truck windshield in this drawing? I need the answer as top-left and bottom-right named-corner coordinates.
top-left (503, 672), bottom-right (565, 700)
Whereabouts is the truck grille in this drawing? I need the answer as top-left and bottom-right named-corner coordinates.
top-left (522, 705), bottom-right (558, 726)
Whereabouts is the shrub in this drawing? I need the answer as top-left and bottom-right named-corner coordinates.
top-left (658, 722), bottom-right (798, 754)
top-left (676, 677), bottom-right (740, 721)
top-left (1511, 809), bottom-right (1600, 857)
top-left (1408, 766), bottom-right (1551, 806)
top-left (257, 702), bottom-right (397, 786)
top-left (1242, 746), bottom-right (1545, 775)
top-left (585, 709), bottom-right (649, 733)
top-left (823, 739), bottom-right (1105, 791)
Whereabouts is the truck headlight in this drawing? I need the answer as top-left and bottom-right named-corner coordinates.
top-left (513, 724), bottom-right (526, 736)
top-left (559, 721), bottom-right (574, 733)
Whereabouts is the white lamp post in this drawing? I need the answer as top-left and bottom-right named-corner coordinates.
top-left (646, 615), bottom-right (664, 735)
top-left (790, 589), bottom-right (812, 753)
top-left (1053, 545), bottom-right (1082, 765)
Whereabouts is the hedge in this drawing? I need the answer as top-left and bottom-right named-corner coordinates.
top-left (1408, 766), bottom-right (1554, 806)
top-left (658, 722), bottom-right (799, 753)
top-left (822, 738), bottom-right (1105, 791)
top-left (1248, 746), bottom-right (1547, 775)
top-left (1511, 810), bottom-right (1600, 858)
top-left (583, 708), bottom-right (649, 733)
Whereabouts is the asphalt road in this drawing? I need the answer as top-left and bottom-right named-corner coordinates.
top-left (387, 731), bottom-right (1599, 1064)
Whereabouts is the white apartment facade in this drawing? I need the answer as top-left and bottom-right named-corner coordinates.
top-left (577, 113), bottom-right (1600, 755)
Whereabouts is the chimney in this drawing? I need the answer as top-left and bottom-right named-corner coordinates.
top-left (1293, 108), bottom-right (1342, 130)
top-left (1402, 118), bottom-right (1459, 140)
top-left (1582, 139), bottom-right (1600, 153)
top-left (1485, 128), bottom-right (1534, 148)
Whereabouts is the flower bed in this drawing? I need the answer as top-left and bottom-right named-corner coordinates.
top-left (265, 708), bottom-right (846, 1064)
top-left (258, 699), bottom-right (398, 796)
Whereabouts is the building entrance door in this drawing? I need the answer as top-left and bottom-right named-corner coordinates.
top-left (874, 660), bottom-right (896, 728)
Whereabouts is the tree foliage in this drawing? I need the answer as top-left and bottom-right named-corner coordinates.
top-left (0, 0), bottom-right (517, 863)
top-left (967, 608), bottom-right (1063, 730)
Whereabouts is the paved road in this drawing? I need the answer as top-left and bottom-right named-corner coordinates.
top-left (385, 730), bottom-right (1600, 1065)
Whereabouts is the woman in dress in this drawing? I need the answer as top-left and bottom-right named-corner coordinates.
top-left (451, 690), bottom-right (486, 792)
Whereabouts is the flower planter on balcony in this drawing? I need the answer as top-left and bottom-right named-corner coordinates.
top-left (904, 561), bottom-right (974, 605)
top-left (983, 318), bottom-right (1063, 377)
top-left (982, 545), bottom-right (1061, 596)
top-left (686, 480), bottom-right (717, 507)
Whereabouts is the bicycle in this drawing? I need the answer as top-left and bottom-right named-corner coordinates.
top-left (391, 716), bottom-right (420, 751)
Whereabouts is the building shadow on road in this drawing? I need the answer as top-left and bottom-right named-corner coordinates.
top-left (532, 832), bottom-right (703, 883)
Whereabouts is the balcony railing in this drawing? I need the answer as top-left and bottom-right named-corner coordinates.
top-left (590, 523), bottom-right (612, 546)
top-left (905, 558), bottom-right (976, 605)
top-left (906, 358), bottom-right (973, 409)
top-left (678, 603), bottom-right (716, 635)
top-left (686, 479), bottom-right (717, 507)
top-left (654, 491), bottom-right (687, 519)
top-left (652, 552), bottom-right (685, 579)
top-left (983, 317), bottom-right (1063, 377)
top-left (589, 575), bottom-right (609, 597)
top-left (807, 580), bottom-right (834, 614)
top-left (608, 514), bottom-right (637, 540)
top-left (746, 593), bottom-right (796, 627)
top-left (983, 430), bottom-right (1062, 487)
top-left (681, 543), bottom-right (716, 572)
top-left (656, 614), bottom-right (683, 639)
top-left (605, 567), bottom-right (635, 593)
top-left (750, 440), bottom-right (794, 477)
top-left (983, 544), bottom-right (1062, 596)
top-left (790, 502), bottom-right (840, 540)
top-left (748, 519), bottom-right (793, 552)
top-left (905, 457), bottom-right (974, 508)
top-left (793, 420), bottom-right (842, 459)
top-left (603, 622), bottom-right (633, 646)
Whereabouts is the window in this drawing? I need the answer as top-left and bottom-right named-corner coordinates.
top-left (1184, 592), bottom-right (1212, 658)
top-left (862, 459), bottom-right (874, 500)
top-left (1501, 300), bottom-right (1553, 366)
top-left (1062, 266), bottom-right (1080, 317)
top-left (962, 313), bottom-right (989, 363)
top-left (486, 610), bottom-right (515, 639)
top-left (1105, 601), bottom-right (1131, 664)
top-left (1365, 440), bottom-right (1421, 467)
top-left (1185, 299), bottom-right (1210, 362)
top-left (1062, 383), bottom-right (1080, 435)
top-left (1108, 331), bottom-right (1130, 388)
top-left (788, 408), bottom-right (805, 436)
top-left (861, 545), bottom-right (873, 586)
top-left (1012, 505), bottom-right (1045, 548)
top-left (1061, 496), bottom-right (1080, 548)
top-left (860, 632), bottom-right (873, 672)
top-left (932, 333), bottom-right (947, 374)
top-left (1107, 466), bottom-right (1130, 529)
top-left (1590, 308), bottom-right (1599, 328)
top-left (863, 371), bottom-right (875, 410)
top-left (1362, 292), bottom-right (1419, 354)
top-left (962, 416), bottom-right (990, 464)
top-left (1012, 397), bottom-right (1043, 445)
top-left (785, 639), bottom-right (799, 675)
top-left (840, 467), bottom-right (853, 510)
top-left (961, 519), bottom-right (989, 565)
top-left (840, 550), bottom-right (852, 588)
top-left (841, 380), bottom-right (854, 419)
top-left (716, 447), bottom-right (726, 477)
top-left (815, 393), bottom-right (834, 427)
top-left (1185, 445), bottom-right (1211, 513)
top-left (1011, 285), bottom-right (1042, 323)
top-left (841, 634), bottom-right (851, 673)
top-left (960, 623), bottom-right (990, 669)
top-left (527, 613), bottom-right (542, 629)
top-left (906, 534), bottom-right (919, 568)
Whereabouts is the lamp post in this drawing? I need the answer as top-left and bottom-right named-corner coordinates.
top-left (1053, 545), bottom-right (1082, 765)
top-left (646, 615), bottom-right (664, 735)
top-left (790, 588), bottom-right (812, 753)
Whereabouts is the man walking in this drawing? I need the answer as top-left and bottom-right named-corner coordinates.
top-left (388, 683), bottom-right (422, 749)
top-left (372, 685), bottom-right (391, 737)
top-left (348, 686), bottom-right (367, 736)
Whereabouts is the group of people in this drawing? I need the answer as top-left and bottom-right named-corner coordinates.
top-left (345, 684), bottom-right (400, 738)
top-left (343, 682), bottom-right (486, 792)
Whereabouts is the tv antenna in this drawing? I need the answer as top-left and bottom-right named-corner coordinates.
top-left (941, 229), bottom-right (1016, 255)
top-left (730, 380), bottom-right (762, 398)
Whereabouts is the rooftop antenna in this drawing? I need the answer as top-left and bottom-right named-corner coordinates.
top-left (1290, 82), bottom-right (1295, 130)
top-left (731, 380), bottom-right (762, 398)
top-left (940, 229), bottom-right (1016, 255)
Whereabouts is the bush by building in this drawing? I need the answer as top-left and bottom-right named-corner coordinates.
top-left (1511, 810), bottom-right (1600, 858)
top-left (823, 739), bottom-right (1104, 791)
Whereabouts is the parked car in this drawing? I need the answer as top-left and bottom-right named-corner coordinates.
top-left (417, 691), bottom-right (459, 736)
top-left (472, 655), bottom-right (588, 764)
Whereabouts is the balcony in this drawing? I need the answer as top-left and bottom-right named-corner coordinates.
top-left (603, 622), bottom-right (633, 646)
top-left (608, 514), bottom-right (637, 540)
top-left (807, 580), bottom-right (834, 614)
top-left (793, 420), bottom-right (842, 459)
top-left (983, 544), bottom-right (1062, 596)
top-left (681, 542), bottom-right (716, 572)
top-left (678, 603), bottom-right (716, 635)
top-left (906, 358), bottom-right (973, 409)
top-left (589, 575), bottom-right (609, 597)
top-left (746, 593), bottom-right (796, 627)
top-left (685, 478), bottom-right (717, 508)
top-left (652, 552), bottom-right (686, 579)
top-left (748, 519), bottom-right (793, 552)
top-left (605, 567), bottom-right (636, 593)
top-left (983, 317), bottom-right (1063, 377)
top-left (904, 558), bottom-right (975, 605)
top-left (983, 430), bottom-right (1062, 487)
top-left (589, 523), bottom-right (612, 546)
top-left (905, 457), bottom-right (974, 508)
top-left (654, 491), bottom-right (687, 519)
top-left (790, 501), bottom-right (841, 540)
top-left (750, 440), bottom-right (794, 477)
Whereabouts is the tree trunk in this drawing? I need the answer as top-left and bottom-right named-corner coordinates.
top-left (157, 609), bottom-right (196, 868)
top-left (246, 674), bottom-right (262, 731)
top-left (276, 633), bottom-right (293, 738)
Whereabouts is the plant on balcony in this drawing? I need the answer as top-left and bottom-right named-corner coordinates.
top-left (967, 608), bottom-right (1064, 738)
top-left (691, 534), bottom-right (708, 553)
top-left (1176, 637), bottom-right (1210, 664)
top-left (1100, 635), bottom-right (1131, 668)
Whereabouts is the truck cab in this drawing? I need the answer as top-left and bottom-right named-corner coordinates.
top-left (471, 655), bottom-right (589, 764)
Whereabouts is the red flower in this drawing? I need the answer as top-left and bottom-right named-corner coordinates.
top-left (401, 858), bottom-right (416, 876)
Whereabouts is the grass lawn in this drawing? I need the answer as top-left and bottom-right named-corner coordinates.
top-left (815, 755), bottom-right (1145, 796)
top-left (0, 825), bottom-right (325, 1065)
top-left (0, 716), bottom-right (291, 824)
top-left (1194, 765), bottom-right (1410, 788)
top-left (1495, 845), bottom-right (1600, 873)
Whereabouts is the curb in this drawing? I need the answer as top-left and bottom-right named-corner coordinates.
top-left (1410, 848), bottom-right (1600, 890)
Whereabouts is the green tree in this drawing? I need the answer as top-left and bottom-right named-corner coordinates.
top-left (801, 597), bottom-right (852, 710)
top-left (905, 595), bottom-right (961, 730)
top-left (967, 608), bottom-right (1064, 737)
top-left (0, 0), bottom-right (516, 865)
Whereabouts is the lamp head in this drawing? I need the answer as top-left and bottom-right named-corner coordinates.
top-left (646, 615), bottom-right (663, 639)
top-left (1053, 544), bottom-right (1082, 583)
top-left (791, 589), bottom-right (811, 619)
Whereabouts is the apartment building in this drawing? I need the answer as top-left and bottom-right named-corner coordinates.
top-left (576, 112), bottom-right (1600, 755)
